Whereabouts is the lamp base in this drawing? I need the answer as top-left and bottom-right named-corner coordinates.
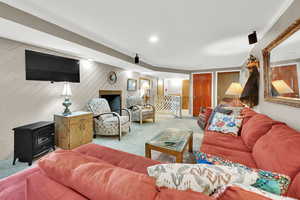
top-left (62, 97), bottom-right (72, 116)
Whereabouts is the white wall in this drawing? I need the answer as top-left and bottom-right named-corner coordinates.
top-left (297, 63), bottom-right (300, 95)
top-left (242, 0), bottom-right (300, 131)
top-left (0, 37), bottom-right (157, 160)
top-left (164, 79), bottom-right (182, 95)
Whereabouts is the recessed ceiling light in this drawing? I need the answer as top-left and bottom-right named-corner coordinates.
top-left (87, 58), bottom-right (93, 61)
top-left (149, 35), bottom-right (159, 43)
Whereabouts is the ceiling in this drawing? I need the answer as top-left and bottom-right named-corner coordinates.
top-left (0, 0), bottom-right (293, 71)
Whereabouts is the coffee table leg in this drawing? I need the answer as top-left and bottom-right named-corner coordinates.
top-left (145, 144), bottom-right (152, 159)
top-left (188, 135), bottom-right (193, 152)
top-left (176, 153), bottom-right (183, 163)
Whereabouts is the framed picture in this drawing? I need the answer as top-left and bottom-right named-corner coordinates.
top-left (139, 78), bottom-right (151, 89)
top-left (127, 79), bottom-right (137, 91)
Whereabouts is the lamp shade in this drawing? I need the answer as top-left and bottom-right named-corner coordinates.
top-left (62, 82), bottom-right (72, 97)
top-left (272, 80), bottom-right (294, 95)
top-left (225, 82), bottom-right (243, 96)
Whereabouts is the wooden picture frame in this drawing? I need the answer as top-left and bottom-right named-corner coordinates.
top-left (139, 77), bottom-right (151, 89)
top-left (262, 18), bottom-right (300, 108)
top-left (127, 79), bottom-right (137, 91)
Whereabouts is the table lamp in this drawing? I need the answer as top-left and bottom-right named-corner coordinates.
top-left (62, 82), bottom-right (72, 116)
top-left (272, 80), bottom-right (294, 95)
top-left (225, 82), bottom-right (243, 105)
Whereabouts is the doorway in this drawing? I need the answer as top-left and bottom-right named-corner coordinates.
top-left (182, 80), bottom-right (190, 110)
top-left (193, 73), bottom-right (212, 116)
top-left (217, 71), bottom-right (240, 105)
top-left (157, 79), bottom-right (164, 97)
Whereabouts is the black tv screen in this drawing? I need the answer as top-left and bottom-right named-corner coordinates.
top-left (25, 50), bottom-right (80, 83)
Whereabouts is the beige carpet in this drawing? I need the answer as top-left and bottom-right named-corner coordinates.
top-left (0, 114), bottom-right (203, 179)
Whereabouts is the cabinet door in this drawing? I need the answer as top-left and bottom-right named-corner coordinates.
top-left (69, 114), bottom-right (93, 149)
top-left (69, 117), bottom-right (84, 149)
top-left (80, 118), bottom-right (93, 144)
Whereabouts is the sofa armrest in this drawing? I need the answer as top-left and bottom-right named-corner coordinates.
top-left (145, 104), bottom-right (156, 112)
top-left (131, 105), bottom-right (142, 111)
top-left (99, 112), bottom-right (120, 117)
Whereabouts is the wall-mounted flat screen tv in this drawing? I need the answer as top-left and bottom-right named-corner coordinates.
top-left (25, 50), bottom-right (80, 83)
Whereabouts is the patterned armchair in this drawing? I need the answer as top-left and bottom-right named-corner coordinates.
top-left (126, 96), bottom-right (155, 124)
top-left (87, 98), bottom-right (131, 141)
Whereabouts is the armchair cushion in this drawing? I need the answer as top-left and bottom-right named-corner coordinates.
top-left (130, 105), bottom-right (155, 122)
top-left (103, 116), bottom-right (130, 126)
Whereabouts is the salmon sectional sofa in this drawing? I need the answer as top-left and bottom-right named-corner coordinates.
top-left (201, 108), bottom-right (300, 199)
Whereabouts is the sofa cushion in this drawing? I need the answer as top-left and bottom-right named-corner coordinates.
top-left (253, 124), bottom-right (300, 179)
top-left (200, 144), bottom-right (257, 168)
top-left (287, 172), bottom-right (300, 199)
top-left (213, 184), bottom-right (297, 200)
top-left (74, 143), bottom-right (161, 174)
top-left (241, 114), bottom-right (278, 150)
top-left (203, 131), bottom-right (250, 152)
top-left (240, 107), bottom-right (257, 125)
top-left (155, 188), bottom-right (214, 200)
top-left (38, 150), bottom-right (158, 200)
top-left (208, 112), bottom-right (242, 136)
top-left (26, 172), bottom-right (87, 200)
top-left (214, 186), bottom-right (270, 200)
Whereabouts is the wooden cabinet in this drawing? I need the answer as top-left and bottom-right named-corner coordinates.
top-left (54, 111), bottom-right (93, 150)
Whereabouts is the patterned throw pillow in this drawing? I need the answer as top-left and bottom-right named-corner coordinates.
top-left (223, 106), bottom-right (243, 116)
top-left (193, 152), bottom-right (291, 195)
top-left (208, 112), bottom-right (242, 136)
top-left (212, 183), bottom-right (297, 200)
top-left (207, 106), bottom-right (233, 126)
top-left (147, 163), bottom-right (258, 196)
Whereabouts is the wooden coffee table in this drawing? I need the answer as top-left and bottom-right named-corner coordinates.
top-left (145, 128), bottom-right (193, 163)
